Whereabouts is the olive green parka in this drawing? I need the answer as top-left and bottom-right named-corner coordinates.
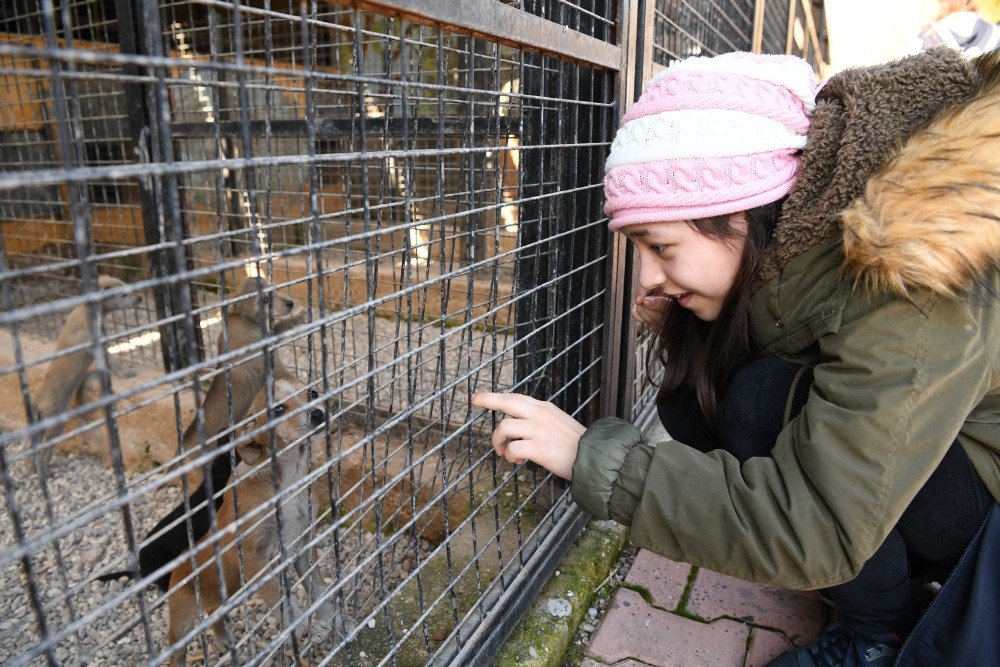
top-left (571, 47), bottom-right (1000, 590)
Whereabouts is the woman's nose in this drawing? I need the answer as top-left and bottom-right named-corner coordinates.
top-left (637, 253), bottom-right (667, 292)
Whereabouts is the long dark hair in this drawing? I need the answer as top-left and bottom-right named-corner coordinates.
top-left (650, 199), bottom-right (784, 424)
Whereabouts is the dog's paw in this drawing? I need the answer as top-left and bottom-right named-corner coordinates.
top-left (15, 450), bottom-right (41, 478)
top-left (309, 619), bottom-right (332, 643)
top-left (311, 612), bottom-right (356, 643)
top-left (212, 633), bottom-right (231, 654)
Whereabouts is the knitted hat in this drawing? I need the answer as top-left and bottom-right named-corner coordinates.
top-left (604, 52), bottom-right (819, 230)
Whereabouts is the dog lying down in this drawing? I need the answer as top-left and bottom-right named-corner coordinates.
top-left (168, 377), bottom-right (353, 663)
top-left (100, 379), bottom-right (352, 663)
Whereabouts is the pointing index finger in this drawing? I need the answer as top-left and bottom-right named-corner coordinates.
top-left (470, 392), bottom-right (535, 418)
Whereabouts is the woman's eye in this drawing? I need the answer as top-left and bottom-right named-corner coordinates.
top-left (651, 245), bottom-right (667, 254)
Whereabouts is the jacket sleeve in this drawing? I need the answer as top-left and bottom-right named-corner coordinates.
top-left (571, 291), bottom-right (994, 589)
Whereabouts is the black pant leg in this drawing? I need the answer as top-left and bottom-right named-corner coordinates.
top-left (894, 441), bottom-right (994, 574)
top-left (822, 440), bottom-right (992, 635)
top-left (717, 357), bottom-right (812, 462)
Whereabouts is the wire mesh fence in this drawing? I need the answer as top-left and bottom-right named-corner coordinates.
top-left (648, 0), bottom-right (828, 67)
top-left (520, 0), bottom-right (617, 40)
top-left (651, 0), bottom-right (752, 63)
top-left (0, 1), bottom-right (616, 664)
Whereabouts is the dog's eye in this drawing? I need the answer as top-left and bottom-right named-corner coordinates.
top-left (308, 389), bottom-right (319, 401)
top-left (272, 404), bottom-right (286, 416)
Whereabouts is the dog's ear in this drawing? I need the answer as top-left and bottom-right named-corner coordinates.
top-left (230, 294), bottom-right (257, 320)
top-left (230, 278), bottom-right (265, 320)
top-left (235, 431), bottom-right (268, 466)
top-left (229, 291), bottom-right (267, 322)
top-left (97, 275), bottom-right (124, 290)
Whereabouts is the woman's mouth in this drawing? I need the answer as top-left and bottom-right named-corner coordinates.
top-left (674, 292), bottom-right (693, 307)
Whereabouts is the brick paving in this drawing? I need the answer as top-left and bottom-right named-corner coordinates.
top-left (582, 551), bottom-right (829, 666)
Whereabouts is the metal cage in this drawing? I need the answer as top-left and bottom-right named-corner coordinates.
top-left (0, 1), bottom-right (616, 664)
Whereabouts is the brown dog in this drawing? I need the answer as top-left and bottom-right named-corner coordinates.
top-left (30, 275), bottom-right (143, 468)
top-left (181, 277), bottom-right (305, 483)
top-left (166, 377), bottom-right (351, 665)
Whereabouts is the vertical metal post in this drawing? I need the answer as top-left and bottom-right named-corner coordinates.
top-left (633, 0), bottom-right (657, 101)
top-left (512, 47), bottom-right (546, 396)
top-left (600, 0), bottom-right (642, 420)
top-left (114, 0), bottom-right (201, 371)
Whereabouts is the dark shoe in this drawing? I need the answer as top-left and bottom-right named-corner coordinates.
top-left (815, 589), bottom-right (836, 608)
top-left (765, 624), bottom-right (901, 666)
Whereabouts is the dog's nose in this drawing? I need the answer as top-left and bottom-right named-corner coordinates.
top-left (310, 408), bottom-right (326, 426)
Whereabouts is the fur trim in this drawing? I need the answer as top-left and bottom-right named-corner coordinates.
top-left (841, 50), bottom-right (1000, 298)
top-left (754, 48), bottom-right (983, 289)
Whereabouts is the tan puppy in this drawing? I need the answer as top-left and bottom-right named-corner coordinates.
top-left (167, 378), bottom-right (351, 665)
top-left (31, 275), bottom-right (143, 467)
top-left (181, 277), bottom-right (305, 475)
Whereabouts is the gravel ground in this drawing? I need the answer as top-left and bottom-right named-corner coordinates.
top-left (0, 446), bottom-right (429, 666)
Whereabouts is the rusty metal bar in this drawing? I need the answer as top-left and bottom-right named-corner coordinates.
top-left (601, 0), bottom-right (641, 422)
top-left (350, 0), bottom-right (622, 69)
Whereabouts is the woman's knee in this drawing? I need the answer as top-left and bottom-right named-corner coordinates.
top-left (717, 358), bottom-right (813, 462)
top-left (656, 385), bottom-right (718, 452)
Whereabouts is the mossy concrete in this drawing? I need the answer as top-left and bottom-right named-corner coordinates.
top-left (342, 535), bottom-right (490, 665)
top-left (335, 485), bottom-right (541, 666)
top-left (495, 519), bottom-right (629, 667)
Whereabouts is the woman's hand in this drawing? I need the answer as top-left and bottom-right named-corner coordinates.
top-left (631, 286), bottom-right (671, 328)
top-left (469, 392), bottom-right (585, 480)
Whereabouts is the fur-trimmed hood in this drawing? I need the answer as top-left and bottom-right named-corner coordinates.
top-left (757, 47), bottom-right (1000, 298)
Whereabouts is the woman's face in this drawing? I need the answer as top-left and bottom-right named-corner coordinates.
top-left (625, 214), bottom-right (747, 322)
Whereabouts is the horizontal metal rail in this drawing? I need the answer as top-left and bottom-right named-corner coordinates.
top-left (168, 116), bottom-right (522, 138)
top-left (353, 0), bottom-right (623, 69)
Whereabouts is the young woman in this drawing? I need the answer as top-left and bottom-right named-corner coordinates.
top-left (472, 47), bottom-right (1000, 665)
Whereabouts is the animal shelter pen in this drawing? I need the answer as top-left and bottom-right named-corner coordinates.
top-left (0, 0), bottom-right (825, 665)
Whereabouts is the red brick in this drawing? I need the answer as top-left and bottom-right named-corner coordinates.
top-left (744, 628), bottom-right (795, 666)
top-left (587, 588), bottom-right (749, 666)
top-left (624, 550), bottom-right (692, 611)
top-left (685, 569), bottom-right (826, 646)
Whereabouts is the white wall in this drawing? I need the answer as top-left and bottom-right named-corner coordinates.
top-left (824, 0), bottom-right (943, 75)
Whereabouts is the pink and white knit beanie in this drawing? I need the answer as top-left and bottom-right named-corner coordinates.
top-left (604, 52), bottom-right (819, 230)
